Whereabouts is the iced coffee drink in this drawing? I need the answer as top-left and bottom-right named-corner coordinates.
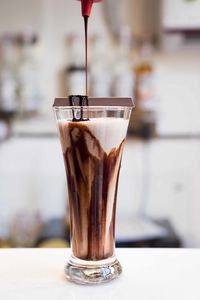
top-left (54, 96), bottom-right (134, 284)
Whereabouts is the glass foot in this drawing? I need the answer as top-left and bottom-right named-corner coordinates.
top-left (65, 255), bottom-right (122, 285)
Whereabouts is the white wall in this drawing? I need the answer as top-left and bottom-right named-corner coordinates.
top-left (163, 0), bottom-right (200, 29)
top-left (154, 49), bottom-right (200, 135)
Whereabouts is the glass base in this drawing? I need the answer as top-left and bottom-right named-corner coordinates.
top-left (65, 255), bottom-right (122, 285)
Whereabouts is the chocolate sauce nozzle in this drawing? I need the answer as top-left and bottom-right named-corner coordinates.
top-left (78, 0), bottom-right (103, 17)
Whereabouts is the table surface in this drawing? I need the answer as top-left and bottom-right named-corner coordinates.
top-left (0, 248), bottom-right (200, 300)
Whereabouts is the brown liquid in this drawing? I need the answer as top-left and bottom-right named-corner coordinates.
top-left (59, 121), bottom-right (124, 261)
top-left (67, 15), bottom-right (89, 122)
top-left (84, 16), bottom-right (88, 96)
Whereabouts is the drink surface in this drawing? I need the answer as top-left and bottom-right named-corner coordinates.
top-left (58, 118), bottom-right (128, 260)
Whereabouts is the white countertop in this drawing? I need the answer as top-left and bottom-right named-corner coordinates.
top-left (0, 248), bottom-right (200, 300)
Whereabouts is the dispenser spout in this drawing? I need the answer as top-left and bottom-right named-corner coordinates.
top-left (78, 0), bottom-right (103, 17)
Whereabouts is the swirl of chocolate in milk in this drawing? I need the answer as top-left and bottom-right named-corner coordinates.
top-left (59, 118), bottom-right (126, 261)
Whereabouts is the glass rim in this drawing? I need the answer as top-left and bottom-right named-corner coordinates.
top-left (54, 106), bottom-right (134, 111)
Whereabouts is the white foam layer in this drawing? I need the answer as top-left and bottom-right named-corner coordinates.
top-left (58, 118), bottom-right (129, 154)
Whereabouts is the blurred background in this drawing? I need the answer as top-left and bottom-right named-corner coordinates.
top-left (0, 0), bottom-right (200, 248)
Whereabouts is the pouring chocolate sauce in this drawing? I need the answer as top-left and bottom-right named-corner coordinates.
top-left (70, 0), bottom-right (103, 121)
top-left (79, 0), bottom-right (103, 96)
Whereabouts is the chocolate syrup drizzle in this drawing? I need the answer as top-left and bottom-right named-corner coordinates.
top-left (68, 16), bottom-right (89, 122)
top-left (69, 95), bottom-right (89, 122)
top-left (84, 15), bottom-right (88, 96)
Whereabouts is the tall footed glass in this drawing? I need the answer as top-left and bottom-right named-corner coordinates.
top-left (54, 97), bottom-right (134, 284)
